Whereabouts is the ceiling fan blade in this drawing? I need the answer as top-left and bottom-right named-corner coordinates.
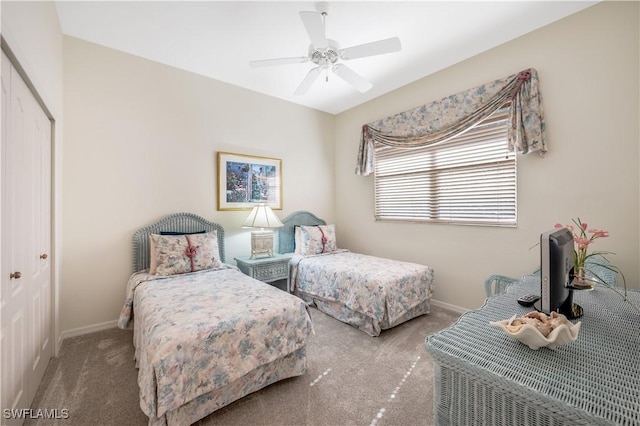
top-left (295, 67), bottom-right (322, 96)
top-left (250, 57), bottom-right (309, 68)
top-left (299, 11), bottom-right (328, 49)
top-left (332, 64), bottom-right (373, 93)
top-left (339, 37), bottom-right (401, 60)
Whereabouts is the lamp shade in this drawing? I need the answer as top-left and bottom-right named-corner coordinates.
top-left (242, 204), bottom-right (284, 229)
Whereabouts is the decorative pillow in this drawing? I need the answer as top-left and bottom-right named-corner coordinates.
top-left (298, 225), bottom-right (337, 256)
top-left (149, 230), bottom-right (207, 274)
top-left (150, 231), bottom-right (221, 276)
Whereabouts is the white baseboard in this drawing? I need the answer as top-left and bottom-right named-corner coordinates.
top-left (59, 320), bottom-right (119, 342)
top-left (430, 298), bottom-right (469, 315)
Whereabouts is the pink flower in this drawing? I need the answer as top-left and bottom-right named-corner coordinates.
top-left (588, 228), bottom-right (609, 238)
top-left (574, 237), bottom-right (592, 250)
top-left (556, 219), bottom-right (611, 268)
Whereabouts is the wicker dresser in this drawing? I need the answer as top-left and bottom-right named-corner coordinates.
top-left (426, 275), bottom-right (639, 425)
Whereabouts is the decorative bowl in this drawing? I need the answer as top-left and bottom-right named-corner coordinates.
top-left (490, 315), bottom-right (581, 350)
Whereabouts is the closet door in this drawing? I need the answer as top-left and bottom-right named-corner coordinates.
top-left (2, 49), bottom-right (30, 419)
top-left (26, 63), bottom-right (52, 403)
top-left (1, 50), bottom-right (52, 422)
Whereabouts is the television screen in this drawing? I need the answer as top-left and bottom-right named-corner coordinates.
top-left (534, 227), bottom-right (583, 319)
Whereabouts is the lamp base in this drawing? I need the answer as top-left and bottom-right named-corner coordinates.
top-left (250, 230), bottom-right (275, 259)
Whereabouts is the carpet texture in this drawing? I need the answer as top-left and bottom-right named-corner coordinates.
top-left (26, 306), bottom-right (459, 426)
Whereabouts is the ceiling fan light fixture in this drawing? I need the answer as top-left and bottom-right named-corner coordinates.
top-left (249, 4), bottom-right (401, 95)
top-left (309, 39), bottom-right (340, 65)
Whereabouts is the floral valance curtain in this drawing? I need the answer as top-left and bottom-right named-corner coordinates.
top-left (355, 68), bottom-right (546, 176)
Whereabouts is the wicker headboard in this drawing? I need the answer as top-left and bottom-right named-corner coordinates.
top-left (276, 211), bottom-right (326, 254)
top-left (132, 212), bottom-right (226, 272)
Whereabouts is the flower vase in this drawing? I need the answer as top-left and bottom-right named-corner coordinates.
top-left (572, 266), bottom-right (596, 291)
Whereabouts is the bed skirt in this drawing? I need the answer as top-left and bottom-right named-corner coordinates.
top-left (149, 347), bottom-right (308, 426)
top-left (305, 295), bottom-right (431, 337)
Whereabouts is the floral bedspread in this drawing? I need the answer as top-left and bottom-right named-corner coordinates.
top-left (290, 251), bottom-right (434, 333)
top-left (117, 265), bottom-right (313, 422)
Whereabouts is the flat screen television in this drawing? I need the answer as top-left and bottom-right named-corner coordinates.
top-left (534, 227), bottom-right (583, 319)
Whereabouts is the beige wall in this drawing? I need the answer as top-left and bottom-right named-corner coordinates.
top-left (61, 37), bottom-right (335, 333)
top-left (1, 1), bottom-right (64, 347)
top-left (335, 1), bottom-right (639, 311)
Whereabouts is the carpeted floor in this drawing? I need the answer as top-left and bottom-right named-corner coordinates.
top-left (26, 305), bottom-right (459, 426)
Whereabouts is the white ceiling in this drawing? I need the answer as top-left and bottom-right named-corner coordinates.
top-left (54, 1), bottom-right (597, 115)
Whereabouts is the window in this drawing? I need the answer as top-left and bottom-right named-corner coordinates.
top-left (374, 107), bottom-right (516, 226)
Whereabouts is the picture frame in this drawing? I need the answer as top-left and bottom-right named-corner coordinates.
top-left (217, 152), bottom-right (282, 210)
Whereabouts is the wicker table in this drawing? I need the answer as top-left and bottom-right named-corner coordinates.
top-left (425, 275), bottom-right (640, 426)
top-left (234, 253), bottom-right (292, 291)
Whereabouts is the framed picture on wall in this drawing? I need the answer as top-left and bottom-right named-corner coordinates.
top-left (217, 152), bottom-right (282, 210)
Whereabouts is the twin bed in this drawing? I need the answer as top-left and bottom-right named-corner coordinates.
top-left (118, 213), bottom-right (313, 426)
top-left (119, 211), bottom-right (434, 425)
top-left (278, 211), bottom-right (435, 337)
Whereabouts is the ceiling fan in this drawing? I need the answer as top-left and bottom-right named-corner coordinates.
top-left (249, 2), bottom-right (401, 96)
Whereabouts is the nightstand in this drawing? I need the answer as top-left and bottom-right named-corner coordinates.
top-left (234, 253), bottom-right (293, 292)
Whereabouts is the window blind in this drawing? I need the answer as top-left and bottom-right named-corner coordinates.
top-left (374, 108), bottom-right (516, 226)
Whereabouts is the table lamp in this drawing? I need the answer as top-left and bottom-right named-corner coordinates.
top-left (242, 204), bottom-right (284, 258)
